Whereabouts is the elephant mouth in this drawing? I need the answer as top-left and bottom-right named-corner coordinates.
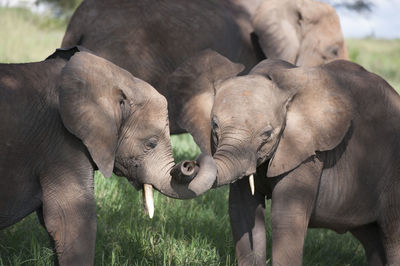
top-left (113, 160), bottom-right (128, 176)
top-left (113, 161), bottom-right (154, 218)
top-left (113, 167), bottom-right (125, 178)
top-left (113, 161), bottom-right (142, 190)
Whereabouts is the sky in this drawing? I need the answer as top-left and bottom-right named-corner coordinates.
top-left (334, 0), bottom-right (400, 39)
top-left (1, 0), bottom-right (399, 39)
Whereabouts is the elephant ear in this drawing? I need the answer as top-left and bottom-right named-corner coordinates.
top-left (166, 49), bottom-right (244, 154)
top-left (250, 59), bottom-right (297, 77)
top-left (59, 52), bottom-right (128, 178)
top-left (252, 0), bottom-right (301, 63)
top-left (266, 62), bottom-right (353, 177)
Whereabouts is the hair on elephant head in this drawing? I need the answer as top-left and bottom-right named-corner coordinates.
top-left (252, 0), bottom-right (348, 66)
top-left (58, 51), bottom-right (217, 208)
top-left (169, 50), bottom-right (352, 186)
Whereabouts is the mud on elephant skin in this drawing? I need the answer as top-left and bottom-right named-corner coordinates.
top-left (168, 50), bottom-right (400, 265)
top-left (0, 47), bottom-right (216, 265)
top-left (61, 0), bottom-right (347, 135)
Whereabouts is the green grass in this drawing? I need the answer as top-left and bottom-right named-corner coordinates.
top-left (0, 7), bottom-right (65, 63)
top-left (1, 6), bottom-right (399, 265)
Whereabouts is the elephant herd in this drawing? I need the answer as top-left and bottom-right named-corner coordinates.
top-left (1, 0), bottom-right (399, 265)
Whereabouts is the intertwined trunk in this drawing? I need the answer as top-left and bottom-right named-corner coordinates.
top-left (213, 138), bottom-right (257, 187)
top-left (149, 153), bottom-right (217, 199)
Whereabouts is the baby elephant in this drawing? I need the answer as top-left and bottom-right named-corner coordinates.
top-left (0, 47), bottom-right (216, 265)
top-left (168, 50), bottom-right (400, 265)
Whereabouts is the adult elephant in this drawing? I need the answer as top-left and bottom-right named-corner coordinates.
top-left (228, 0), bottom-right (349, 66)
top-left (61, 0), bottom-right (347, 134)
top-left (0, 47), bottom-right (216, 265)
top-left (168, 50), bottom-right (400, 265)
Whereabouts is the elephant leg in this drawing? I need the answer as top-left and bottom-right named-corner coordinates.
top-left (40, 165), bottom-right (96, 266)
top-left (350, 223), bottom-right (386, 266)
top-left (380, 215), bottom-right (400, 264)
top-left (36, 206), bottom-right (59, 266)
top-left (270, 159), bottom-right (322, 266)
top-left (229, 177), bottom-right (266, 266)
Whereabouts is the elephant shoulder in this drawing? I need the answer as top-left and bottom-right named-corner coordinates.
top-left (323, 60), bottom-right (366, 75)
top-left (321, 60), bottom-right (400, 134)
top-left (322, 60), bottom-right (397, 101)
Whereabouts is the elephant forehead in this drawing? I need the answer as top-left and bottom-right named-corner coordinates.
top-left (129, 106), bottom-right (169, 135)
top-left (214, 76), bottom-right (279, 113)
top-left (124, 94), bottom-right (168, 135)
top-left (141, 99), bottom-right (168, 121)
top-left (120, 76), bottom-right (165, 103)
top-left (217, 76), bottom-right (271, 98)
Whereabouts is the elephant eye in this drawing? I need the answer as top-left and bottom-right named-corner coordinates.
top-left (211, 116), bottom-right (219, 130)
top-left (118, 90), bottom-right (128, 107)
top-left (212, 129), bottom-right (219, 147)
top-left (261, 126), bottom-right (273, 140)
top-left (211, 116), bottom-right (220, 145)
top-left (297, 11), bottom-right (303, 26)
top-left (327, 45), bottom-right (339, 58)
top-left (145, 137), bottom-right (158, 150)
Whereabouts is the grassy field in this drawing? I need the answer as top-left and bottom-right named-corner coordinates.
top-left (347, 38), bottom-right (400, 91)
top-left (0, 6), bottom-right (399, 265)
top-left (0, 7), bottom-right (65, 63)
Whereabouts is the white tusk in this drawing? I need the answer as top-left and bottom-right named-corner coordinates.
top-left (142, 184), bottom-right (154, 219)
top-left (249, 174), bottom-right (255, 195)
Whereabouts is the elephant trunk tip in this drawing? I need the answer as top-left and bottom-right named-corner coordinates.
top-left (170, 160), bottom-right (200, 184)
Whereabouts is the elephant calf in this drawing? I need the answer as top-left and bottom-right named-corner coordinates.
top-left (0, 47), bottom-right (216, 265)
top-left (168, 50), bottom-right (400, 265)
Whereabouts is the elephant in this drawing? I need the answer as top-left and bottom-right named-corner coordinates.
top-left (167, 49), bottom-right (400, 265)
top-left (228, 0), bottom-right (349, 66)
top-left (61, 0), bottom-right (348, 134)
top-left (0, 47), bottom-right (216, 265)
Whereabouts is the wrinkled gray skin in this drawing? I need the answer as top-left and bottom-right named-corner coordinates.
top-left (168, 50), bottom-right (400, 265)
top-left (229, 0), bottom-right (348, 66)
top-left (0, 48), bottom-right (216, 265)
top-left (61, 0), bottom-right (347, 134)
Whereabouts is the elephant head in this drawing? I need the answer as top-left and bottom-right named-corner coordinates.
top-left (252, 0), bottom-right (348, 66)
top-left (168, 50), bottom-right (352, 189)
top-left (58, 51), bottom-right (217, 216)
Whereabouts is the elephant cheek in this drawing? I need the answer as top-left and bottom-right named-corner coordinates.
top-left (126, 168), bottom-right (143, 190)
top-left (113, 156), bottom-right (143, 189)
top-left (141, 153), bottom-right (174, 183)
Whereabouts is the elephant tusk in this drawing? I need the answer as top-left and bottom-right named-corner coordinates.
top-left (249, 174), bottom-right (255, 195)
top-left (142, 184), bottom-right (154, 218)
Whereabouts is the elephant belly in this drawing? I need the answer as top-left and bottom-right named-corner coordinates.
top-left (0, 170), bottom-right (42, 229)
top-left (308, 169), bottom-right (381, 232)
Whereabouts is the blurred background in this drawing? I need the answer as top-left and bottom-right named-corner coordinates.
top-left (1, 0), bottom-right (399, 90)
top-left (0, 0), bottom-right (399, 265)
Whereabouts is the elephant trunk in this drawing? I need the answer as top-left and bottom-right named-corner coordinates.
top-left (212, 145), bottom-right (257, 187)
top-left (150, 153), bottom-right (217, 199)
